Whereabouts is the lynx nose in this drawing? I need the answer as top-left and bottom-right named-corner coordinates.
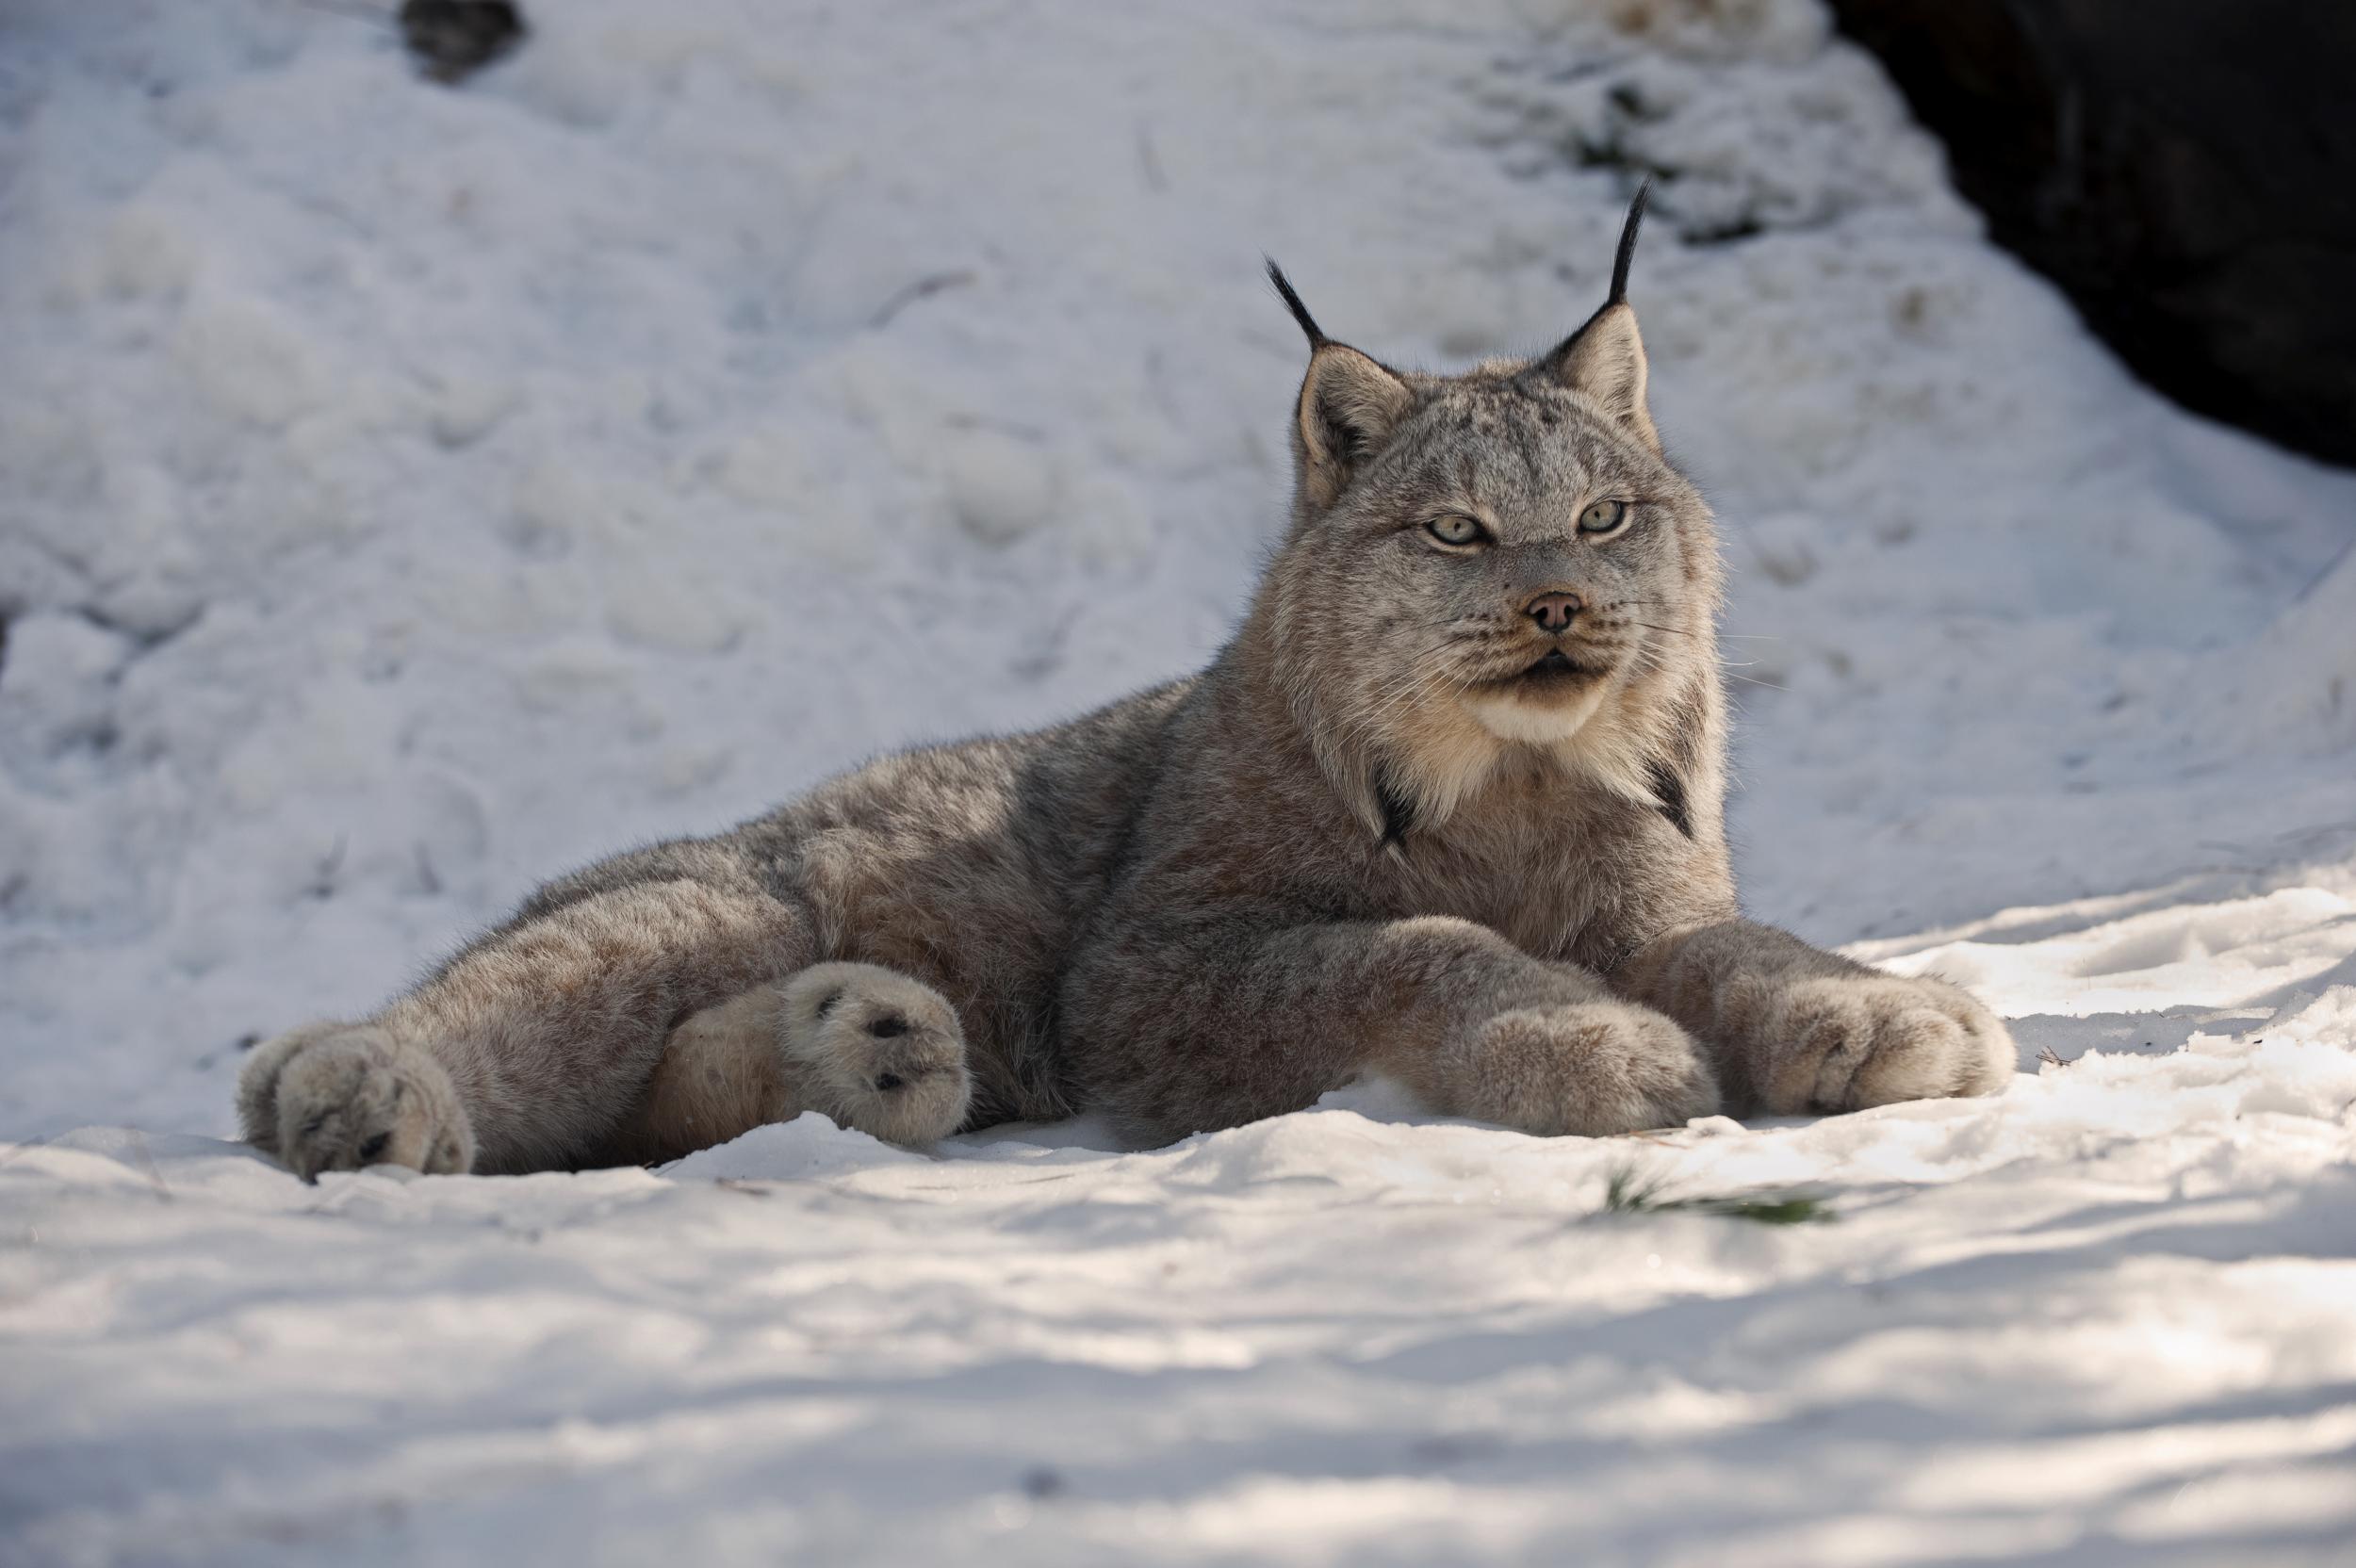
top-left (1522, 591), bottom-right (1583, 633)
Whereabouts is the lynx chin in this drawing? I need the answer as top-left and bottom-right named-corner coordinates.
top-left (239, 187), bottom-right (2015, 1179)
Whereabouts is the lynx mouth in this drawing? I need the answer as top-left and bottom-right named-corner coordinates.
top-left (1461, 648), bottom-right (1614, 743)
top-left (1483, 647), bottom-right (1602, 696)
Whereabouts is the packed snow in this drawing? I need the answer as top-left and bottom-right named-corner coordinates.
top-left (2, 0), bottom-right (2352, 1562)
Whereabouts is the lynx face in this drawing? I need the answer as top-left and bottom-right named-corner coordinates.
top-left (1262, 192), bottom-right (1723, 840)
top-left (1316, 372), bottom-right (1712, 752)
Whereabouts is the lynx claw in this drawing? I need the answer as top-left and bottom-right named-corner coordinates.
top-left (238, 1024), bottom-right (474, 1180)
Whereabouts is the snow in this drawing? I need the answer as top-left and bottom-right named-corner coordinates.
top-left (9, 973), bottom-right (2356, 1564)
top-left (1, 0), bottom-right (2352, 1560)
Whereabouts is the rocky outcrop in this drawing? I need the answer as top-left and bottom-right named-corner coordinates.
top-left (1828, 0), bottom-right (2356, 467)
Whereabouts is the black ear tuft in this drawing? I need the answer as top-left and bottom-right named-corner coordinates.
top-left (1266, 261), bottom-right (1412, 509)
top-left (1535, 182), bottom-right (1661, 451)
top-left (1265, 257), bottom-right (1329, 349)
top-left (1608, 179), bottom-right (1651, 307)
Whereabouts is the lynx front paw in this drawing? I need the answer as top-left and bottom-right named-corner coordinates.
top-left (777, 962), bottom-right (973, 1146)
top-left (237, 1023), bottom-right (474, 1180)
top-left (1753, 973), bottom-right (2015, 1115)
top-left (1452, 1000), bottom-right (1721, 1136)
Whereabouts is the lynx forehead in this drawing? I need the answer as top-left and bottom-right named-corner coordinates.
top-left (240, 183), bottom-right (2014, 1182)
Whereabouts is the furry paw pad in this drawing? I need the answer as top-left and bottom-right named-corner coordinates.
top-left (778, 962), bottom-right (973, 1146)
top-left (1461, 1000), bottom-right (1721, 1135)
top-left (1756, 973), bottom-right (2015, 1114)
top-left (237, 1023), bottom-right (474, 1180)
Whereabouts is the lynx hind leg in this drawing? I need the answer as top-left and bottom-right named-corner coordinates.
top-left (779, 962), bottom-right (973, 1146)
top-left (237, 1022), bottom-right (474, 1180)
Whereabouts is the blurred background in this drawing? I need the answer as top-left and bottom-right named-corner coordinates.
top-left (3, 0), bottom-right (2353, 1139)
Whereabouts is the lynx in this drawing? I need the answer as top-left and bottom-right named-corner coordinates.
top-left (238, 188), bottom-right (2014, 1179)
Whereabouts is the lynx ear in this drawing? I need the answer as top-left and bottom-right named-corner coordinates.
top-left (1545, 304), bottom-right (1658, 452)
top-left (1268, 260), bottom-right (1413, 510)
top-left (1294, 344), bottom-right (1413, 507)
top-left (1539, 183), bottom-right (1661, 453)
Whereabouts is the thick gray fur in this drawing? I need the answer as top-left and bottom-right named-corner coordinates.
top-left (239, 191), bottom-right (2015, 1178)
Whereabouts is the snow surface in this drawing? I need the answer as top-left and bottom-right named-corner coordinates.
top-left (2, 0), bottom-right (2353, 1561)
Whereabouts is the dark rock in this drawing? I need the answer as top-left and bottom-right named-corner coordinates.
top-left (1827, 0), bottom-right (2356, 467)
top-left (400, 0), bottom-right (527, 85)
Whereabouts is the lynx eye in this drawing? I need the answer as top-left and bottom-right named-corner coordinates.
top-left (1578, 498), bottom-right (1629, 536)
top-left (1425, 514), bottom-right (1488, 547)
